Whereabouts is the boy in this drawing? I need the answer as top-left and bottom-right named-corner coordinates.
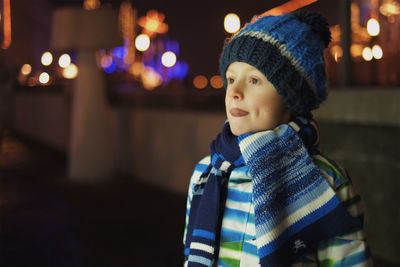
top-left (183, 10), bottom-right (372, 266)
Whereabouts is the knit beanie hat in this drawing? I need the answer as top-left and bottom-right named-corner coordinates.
top-left (219, 10), bottom-right (332, 115)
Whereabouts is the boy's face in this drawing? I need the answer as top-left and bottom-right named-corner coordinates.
top-left (225, 61), bottom-right (290, 136)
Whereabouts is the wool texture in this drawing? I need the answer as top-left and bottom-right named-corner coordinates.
top-left (184, 123), bottom-right (244, 266)
top-left (219, 11), bottom-right (331, 115)
top-left (184, 117), bottom-right (363, 266)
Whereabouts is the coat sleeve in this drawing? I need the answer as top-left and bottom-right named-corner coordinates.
top-left (183, 155), bottom-right (211, 246)
top-left (313, 154), bottom-right (374, 266)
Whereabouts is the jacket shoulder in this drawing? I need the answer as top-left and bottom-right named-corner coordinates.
top-left (313, 154), bottom-right (351, 190)
top-left (313, 154), bottom-right (365, 218)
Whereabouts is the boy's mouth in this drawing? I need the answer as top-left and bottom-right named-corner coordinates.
top-left (230, 108), bottom-right (249, 117)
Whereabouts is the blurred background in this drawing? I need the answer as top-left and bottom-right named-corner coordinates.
top-left (0, 0), bottom-right (399, 266)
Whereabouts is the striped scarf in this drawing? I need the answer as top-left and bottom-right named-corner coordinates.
top-left (184, 116), bottom-right (362, 266)
top-left (184, 122), bottom-right (245, 266)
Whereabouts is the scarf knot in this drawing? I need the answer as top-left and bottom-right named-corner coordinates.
top-left (210, 154), bottom-right (233, 173)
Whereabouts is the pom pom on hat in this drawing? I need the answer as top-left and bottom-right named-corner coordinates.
top-left (293, 10), bottom-right (332, 48)
top-left (219, 10), bottom-right (331, 115)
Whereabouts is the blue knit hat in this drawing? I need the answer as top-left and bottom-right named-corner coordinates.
top-left (219, 10), bottom-right (331, 115)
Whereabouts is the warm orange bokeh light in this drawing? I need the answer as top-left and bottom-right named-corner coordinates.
top-left (141, 66), bottom-right (162, 90)
top-left (138, 10), bottom-right (168, 37)
top-left (210, 75), bottom-right (224, 89)
top-left (193, 75), bottom-right (208, 90)
top-left (83, 0), bottom-right (101, 10)
top-left (380, 0), bottom-right (400, 17)
top-left (20, 64), bottom-right (32, 76)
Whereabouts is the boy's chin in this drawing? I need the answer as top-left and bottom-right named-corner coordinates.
top-left (229, 123), bottom-right (280, 136)
top-left (229, 125), bottom-right (251, 136)
top-left (228, 126), bottom-right (241, 136)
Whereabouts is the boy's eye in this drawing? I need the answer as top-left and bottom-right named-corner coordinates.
top-left (250, 77), bottom-right (260, 85)
top-left (227, 77), bottom-right (235, 84)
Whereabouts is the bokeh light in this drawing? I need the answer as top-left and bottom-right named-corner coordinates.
top-left (330, 45), bottom-right (343, 62)
top-left (367, 18), bottom-right (380, 36)
top-left (83, 0), bottom-right (101, 10)
top-left (193, 75), bottom-right (208, 89)
top-left (350, 44), bottom-right (363, 58)
top-left (224, 13), bottom-right (241, 34)
top-left (20, 64), bottom-right (32, 75)
top-left (372, 44), bottom-right (383, 59)
top-left (129, 62), bottom-right (144, 77)
top-left (41, 51), bottom-right (53, 66)
top-left (142, 66), bottom-right (162, 90)
top-left (39, 72), bottom-right (50, 84)
top-left (161, 51), bottom-right (176, 68)
top-left (100, 54), bottom-right (113, 69)
top-left (62, 64), bottom-right (79, 79)
top-left (210, 75), bottom-right (224, 89)
top-left (135, 34), bottom-right (150, 52)
top-left (362, 47), bottom-right (373, 61)
top-left (58, 54), bottom-right (71, 68)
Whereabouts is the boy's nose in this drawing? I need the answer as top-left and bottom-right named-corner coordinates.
top-left (229, 84), bottom-right (244, 100)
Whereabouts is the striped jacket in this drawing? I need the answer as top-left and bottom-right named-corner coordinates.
top-left (184, 153), bottom-right (373, 266)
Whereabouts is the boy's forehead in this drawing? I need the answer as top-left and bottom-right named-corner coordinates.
top-left (227, 62), bottom-right (263, 74)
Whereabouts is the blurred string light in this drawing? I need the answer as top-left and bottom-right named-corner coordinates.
top-left (141, 66), bottom-right (162, 90)
top-left (210, 75), bottom-right (224, 89)
top-left (366, 18), bottom-right (380, 36)
top-left (372, 44), bottom-right (383, 59)
top-left (161, 51), bottom-right (176, 68)
top-left (328, 2), bottom-right (391, 65)
top-left (350, 44), bottom-right (363, 58)
top-left (101, 57), bottom-right (112, 69)
top-left (97, 47), bottom-right (127, 74)
top-left (17, 51), bottom-right (79, 88)
top-left (17, 64), bottom-right (32, 85)
top-left (83, 0), bottom-right (101, 10)
top-left (41, 51), bottom-right (53, 66)
top-left (1, 0), bottom-right (11, 49)
top-left (138, 10), bottom-right (168, 37)
top-left (99, 50), bottom-right (112, 68)
top-left (380, 0), bottom-right (400, 22)
top-left (193, 75), bottom-right (208, 89)
top-left (20, 64), bottom-right (32, 75)
top-left (39, 72), bottom-right (50, 84)
top-left (224, 13), bottom-right (241, 33)
top-left (58, 53), bottom-right (71, 68)
top-left (129, 62), bottom-right (144, 77)
top-left (135, 34), bottom-right (150, 52)
top-left (63, 63), bottom-right (79, 79)
top-left (362, 47), bottom-right (373, 61)
top-left (95, 4), bottom-right (188, 90)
